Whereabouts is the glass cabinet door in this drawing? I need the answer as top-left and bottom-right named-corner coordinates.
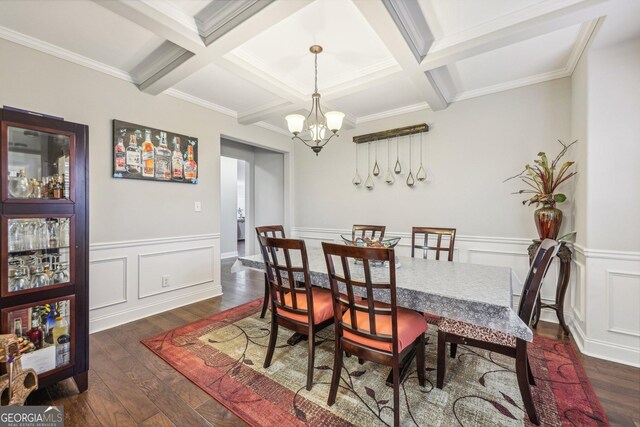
top-left (3, 124), bottom-right (74, 201)
top-left (4, 216), bottom-right (74, 296)
top-left (3, 296), bottom-right (74, 376)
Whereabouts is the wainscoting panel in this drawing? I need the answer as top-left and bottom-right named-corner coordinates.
top-left (605, 271), bottom-right (640, 337)
top-left (89, 256), bottom-right (127, 310)
top-left (89, 234), bottom-right (221, 333)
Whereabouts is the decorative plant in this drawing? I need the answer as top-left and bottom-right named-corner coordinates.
top-left (505, 140), bottom-right (577, 207)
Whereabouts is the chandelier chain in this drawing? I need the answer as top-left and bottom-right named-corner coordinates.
top-left (314, 52), bottom-right (318, 94)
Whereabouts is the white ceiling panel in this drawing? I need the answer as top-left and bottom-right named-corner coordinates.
top-left (421, 0), bottom-right (546, 39)
top-left (449, 23), bottom-right (582, 94)
top-left (328, 75), bottom-right (425, 118)
top-left (0, 0), bottom-right (165, 73)
top-left (172, 63), bottom-right (280, 112)
top-left (227, 0), bottom-right (397, 95)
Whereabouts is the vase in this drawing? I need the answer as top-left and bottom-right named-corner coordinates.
top-left (534, 206), bottom-right (563, 240)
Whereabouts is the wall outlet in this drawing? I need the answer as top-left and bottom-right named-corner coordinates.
top-left (194, 201), bottom-right (201, 212)
top-left (162, 275), bottom-right (170, 287)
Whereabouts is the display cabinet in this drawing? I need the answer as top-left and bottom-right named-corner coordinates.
top-left (0, 108), bottom-right (88, 392)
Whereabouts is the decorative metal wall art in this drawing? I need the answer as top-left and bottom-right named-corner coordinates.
top-left (352, 123), bottom-right (429, 189)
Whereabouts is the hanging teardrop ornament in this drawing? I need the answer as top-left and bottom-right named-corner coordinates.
top-left (352, 143), bottom-right (362, 186)
top-left (372, 140), bottom-right (380, 176)
top-left (365, 142), bottom-right (374, 190)
top-left (384, 137), bottom-right (394, 184)
top-left (417, 132), bottom-right (427, 182)
top-left (394, 136), bottom-right (402, 174)
top-left (406, 134), bottom-right (415, 187)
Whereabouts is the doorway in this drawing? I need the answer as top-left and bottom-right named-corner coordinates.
top-left (220, 138), bottom-right (285, 258)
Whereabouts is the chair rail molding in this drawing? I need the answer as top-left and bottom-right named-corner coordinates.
top-left (89, 233), bottom-right (221, 333)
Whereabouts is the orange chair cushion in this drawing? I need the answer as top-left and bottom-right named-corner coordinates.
top-left (341, 305), bottom-right (427, 353)
top-left (277, 288), bottom-right (335, 325)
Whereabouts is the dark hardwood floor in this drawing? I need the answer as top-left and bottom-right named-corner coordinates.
top-left (27, 258), bottom-right (639, 426)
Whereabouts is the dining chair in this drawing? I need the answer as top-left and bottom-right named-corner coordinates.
top-left (411, 227), bottom-right (456, 261)
top-left (259, 235), bottom-right (335, 391)
top-left (352, 224), bottom-right (386, 241)
top-left (322, 242), bottom-right (427, 427)
top-left (411, 227), bottom-right (457, 326)
top-left (255, 225), bottom-right (286, 318)
top-left (436, 239), bottom-right (561, 425)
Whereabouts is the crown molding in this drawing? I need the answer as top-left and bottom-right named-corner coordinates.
top-left (0, 25), bottom-right (136, 84)
top-left (356, 102), bottom-right (431, 124)
top-left (451, 67), bottom-right (571, 103)
top-left (164, 88), bottom-right (237, 118)
top-left (566, 18), bottom-right (601, 74)
top-left (255, 121), bottom-right (291, 137)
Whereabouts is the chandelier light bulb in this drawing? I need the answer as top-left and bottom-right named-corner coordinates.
top-left (285, 114), bottom-right (305, 135)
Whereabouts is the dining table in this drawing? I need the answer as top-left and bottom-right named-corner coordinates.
top-left (232, 246), bottom-right (532, 341)
top-left (232, 245), bottom-right (531, 384)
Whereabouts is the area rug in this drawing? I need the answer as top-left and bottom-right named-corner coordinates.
top-left (141, 299), bottom-right (608, 426)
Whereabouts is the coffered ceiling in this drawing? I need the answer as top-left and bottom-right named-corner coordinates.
top-left (0, 0), bottom-right (638, 135)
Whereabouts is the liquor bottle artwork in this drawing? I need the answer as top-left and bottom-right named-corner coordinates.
top-left (155, 131), bottom-right (171, 180)
top-left (115, 137), bottom-right (126, 172)
top-left (184, 145), bottom-right (198, 181)
top-left (172, 137), bottom-right (184, 180)
top-left (126, 134), bottom-right (141, 174)
top-left (141, 129), bottom-right (155, 178)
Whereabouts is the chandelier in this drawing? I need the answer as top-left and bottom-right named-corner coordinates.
top-left (285, 45), bottom-right (345, 155)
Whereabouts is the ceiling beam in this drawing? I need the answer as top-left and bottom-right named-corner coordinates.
top-left (421, 0), bottom-right (609, 71)
top-left (352, 0), bottom-right (448, 111)
top-left (95, 0), bottom-right (312, 95)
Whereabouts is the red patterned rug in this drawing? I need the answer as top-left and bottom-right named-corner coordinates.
top-left (141, 299), bottom-right (608, 426)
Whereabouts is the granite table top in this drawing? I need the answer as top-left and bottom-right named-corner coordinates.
top-left (232, 248), bottom-right (532, 342)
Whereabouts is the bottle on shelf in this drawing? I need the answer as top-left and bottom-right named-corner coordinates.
top-left (115, 137), bottom-right (126, 172)
top-left (52, 315), bottom-right (69, 349)
top-left (155, 132), bottom-right (171, 180)
top-left (27, 309), bottom-right (44, 350)
top-left (52, 175), bottom-right (62, 199)
top-left (184, 145), bottom-right (197, 181)
top-left (44, 303), bottom-right (59, 345)
top-left (141, 129), bottom-right (155, 178)
top-left (126, 134), bottom-right (141, 174)
top-left (172, 137), bottom-right (184, 181)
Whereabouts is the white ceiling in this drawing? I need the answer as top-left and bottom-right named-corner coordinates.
top-left (0, 0), bottom-right (638, 135)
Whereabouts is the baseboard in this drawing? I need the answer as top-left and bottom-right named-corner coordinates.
top-left (221, 251), bottom-right (238, 259)
top-left (89, 284), bottom-right (222, 333)
top-left (569, 319), bottom-right (640, 367)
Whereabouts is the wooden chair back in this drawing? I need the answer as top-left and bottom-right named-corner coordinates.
top-left (258, 236), bottom-right (312, 324)
top-left (256, 225), bottom-right (285, 238)
top-left (517, 239), bottom-right (561, 326)
top-left (352, 224), bottom-right (386, 241)
top-left (322, 242), bottom-right (399, 355)
top-left (411, 227), bottom-right (456, 261)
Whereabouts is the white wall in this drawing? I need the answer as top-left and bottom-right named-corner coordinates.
top-left (294, 78), bottom-right (573, 237)
top-left (569, 36), bottom-right (640, 367)
top-left (220, 157), bottom-right (238, 257)
top-left (0, 37), bottom-right (293, 331)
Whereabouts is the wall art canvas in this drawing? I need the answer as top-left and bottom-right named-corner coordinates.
top-left (112, 119), bottom-right (198, 184)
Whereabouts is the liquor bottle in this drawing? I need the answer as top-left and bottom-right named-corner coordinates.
top-left (126, 134), bottom-right (141, 174)
top-left (141, 130), bottom-right (155, 178)
top-left (26, 309), bottom-right (44, 349)
top-left (155, 132), bottom-right (171, 180)
top-left (115, 137), bottom-right (126, 172)
top-left (184, 145), bottom-right (198, 181)
top-left (52, 316), bottom-right (68, 349)
top-left (172, 137), bottom-right (184, 181)
top-left (52, 175), bottom-right (62, 199)
top-left (44, 303), bottom-right (59, 345)
top-left (56, 334), bottom-right (71, 367)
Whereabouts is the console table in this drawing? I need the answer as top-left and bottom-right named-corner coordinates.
top-left (528, 240), bottom-right (572, 335)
